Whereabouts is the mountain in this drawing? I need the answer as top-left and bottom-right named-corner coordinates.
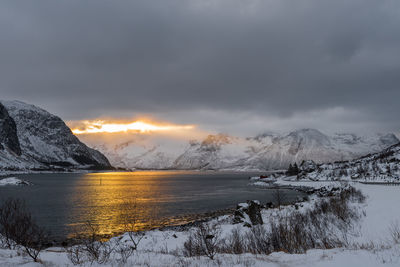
top-left (297, 142), bottom-right (400, 182)
top-left (240, 129), bottom-right (399, 170)
top-left (173, 134), bottom-right (251, 170)
top-left (86, 128), bottom-right (399, 171)
top-left (0, 100), bottom-right (112, 171)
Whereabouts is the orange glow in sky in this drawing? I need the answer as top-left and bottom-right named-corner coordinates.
top-left (71, 120), bottom-right (195, 134)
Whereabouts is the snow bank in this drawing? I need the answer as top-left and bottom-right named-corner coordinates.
top-left (250, 176), bottom-right (344, 191)
top-left (354, 183), bottom-right (400, 244)
top-left (0, 177), bottom-right (31, 186)
top-left (273, 179), bottom-right (344, 190)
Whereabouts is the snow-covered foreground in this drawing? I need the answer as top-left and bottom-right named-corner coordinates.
top-left (1, 183), bottom-right (400, 266)
top-left (354, 183), bottom-right (400, 244)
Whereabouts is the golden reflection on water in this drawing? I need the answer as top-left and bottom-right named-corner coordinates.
top-left (67, 171), bottom-right (192, 238)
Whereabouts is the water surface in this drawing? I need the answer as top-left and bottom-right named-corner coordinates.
top-left (0, 171), bottom-right (304, 240)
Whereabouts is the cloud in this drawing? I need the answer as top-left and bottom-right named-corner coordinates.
top-left (1, 0), bottom-right (399, 134)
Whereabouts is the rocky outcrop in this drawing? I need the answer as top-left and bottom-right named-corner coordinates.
top-left (233, 200), bottom-right (263, 226)
top-left (299, 160), bottom-right (318, 173)
top-left (0, 100), bottom-right (112, 171)
top-left (0, 103), bottom-right (21, 155)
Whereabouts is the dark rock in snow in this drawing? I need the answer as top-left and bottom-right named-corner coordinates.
top-left (233, 200), bottom-right (263, 226)
top-left (233, 209), bottom-right (245, 224)
top-left (265, 202), bottom-right (274, 208)
top-left (247, 200), bottom-right (263, 225)
top-left (299, 160), bottom-right (318, 173)
top-left (0, 103), bottom-right (21, 155)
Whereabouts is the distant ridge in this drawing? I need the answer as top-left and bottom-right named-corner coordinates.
top-left (297, 141), bottom-right (400, 182)
top-left (89, 128), bottom-right (399, 171)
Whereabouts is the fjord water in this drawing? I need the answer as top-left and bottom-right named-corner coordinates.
top-left (0, 171), bottom-right (304, 241)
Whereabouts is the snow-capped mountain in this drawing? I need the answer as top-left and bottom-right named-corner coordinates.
top-left (0, 100), bottom-right (112, 171)
top-left (85, 128), bottom-right (399, 171)
top-left (297, 142), bottom-right (400, 182)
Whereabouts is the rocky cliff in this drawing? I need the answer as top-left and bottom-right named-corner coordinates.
top-left (0, 100), bottom-right (112, 171)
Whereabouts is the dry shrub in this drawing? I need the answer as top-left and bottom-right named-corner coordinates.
top-left (0, 198), bottom-right (49, 262)
top-left (389, 221), bottom-right (400, 244)
top-left (183, 222), bottom-right (222, 260)
top-left (226, 227), bottom-right (245, 254)
top-left (66, 245), bottom-right (85, 265)
top-left (67, 222), bottom-right (113, 265)
top-left (220, 227), bottom-right (246, 254)
top-left (340, 186), bottom-right (366, 203)
top-left (244, 225), bottom-right (270, 254)
top-left (119, 199), bottom-right (145, 252)
top-left (182, 186), bottom-right (366, 257)
top-left (263, 188), bottom-right (364, 254)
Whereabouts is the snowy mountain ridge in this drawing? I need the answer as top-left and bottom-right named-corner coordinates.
top-left (0, 100), bottom-right (112, 171)
top-left (86, 128), bottom-right (399, 171)
top-left (297, 142), bottom-right (400, 182)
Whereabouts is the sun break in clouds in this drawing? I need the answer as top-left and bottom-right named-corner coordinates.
top-left (71, 120), bottom-right (195, 135)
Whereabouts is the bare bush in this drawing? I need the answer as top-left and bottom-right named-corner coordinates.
top-left (244, 225), bottom-right (270, 254)
top-left (183, 222), bottom-right (222, 260)
top-left (0, 198), bottom-right (26, 249)
top-left (220, 227), bottom-right (245, 254)
top-left (109, 199), bottom-right (146, 264)
top-left (267, 210), bottom-right (344, 253)
top-left (227, 227), bottom-right (245, 254)
top-left (114, 238), bottom-right (135, 264)
top-left (183, 232), bottom-right (199, 257)
top-left (389, 221), bottom-right (400, 244)
top-left (182, 186), bottom-right (365, 259)
top-left (66, 245), bottom-right (86, 265)
top-left (339, 186), bottom-right (366, 203)
top-left (313, 188), bottom-right (363, 224)
top-left (236, 186), bottom-right (363, 255)
top-left (0, 198), bottom-right (49, 262)
top-left (20, 223), bottom-right (49, 262)
top-left (119, 199), bottom-right (145, 252)
top-left (68, 222), bottom-right (113, 265)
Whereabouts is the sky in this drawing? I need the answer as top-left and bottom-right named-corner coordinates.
top-left (1, 0), bottom-right (400, 137)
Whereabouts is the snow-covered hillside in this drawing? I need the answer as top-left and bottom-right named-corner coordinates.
top-left (84, 128), bottom-right (399, 171)
top-left (296, 142), bottom-right (400, 182)
top-left (0, 100), bottom-right (112, 171)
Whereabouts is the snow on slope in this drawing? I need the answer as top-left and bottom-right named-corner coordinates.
top-left (296, 142), bottom-right (400, 182)
top-left (173, 134), bottom-right (256, 170)
top-left (0, 100), bottom-right (112, 171)
top-left (85, 128), bottom-right (399, 171)
top-left (89, 135), bottom-right (190, 170)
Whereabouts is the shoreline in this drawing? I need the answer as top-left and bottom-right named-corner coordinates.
top-left (0, 168), bottom-right (284, 177)
top-left (3, 179), bottom-right (388, 266)
top-left (59, 186), bottom-right (308, 247)
top-left (1, 173), bottom-right (310, 247)
top-left (60, 207), bottom-right (238, 247)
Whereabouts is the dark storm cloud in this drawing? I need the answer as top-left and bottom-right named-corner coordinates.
top-left (1, 0), bottom-right (399, 133)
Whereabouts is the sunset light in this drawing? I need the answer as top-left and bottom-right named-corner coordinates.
top-left (71, 120), bottom-right (195, 134)
top-left (2, 1), bottom-right (399, 265)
